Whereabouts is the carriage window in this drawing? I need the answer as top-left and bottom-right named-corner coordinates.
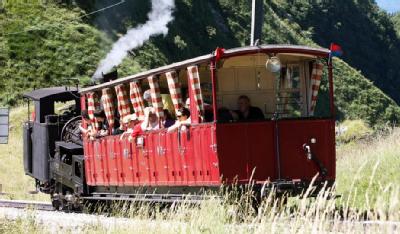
top-left (276, 65), bottom-right (303, 118)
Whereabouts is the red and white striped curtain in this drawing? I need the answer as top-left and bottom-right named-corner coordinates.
top-left (309, 62), bottom-right (324, 115)
top-left (129, 81), bottom-right (145, 119)
top-left (115, 84), bottom-right (131, 124)
top-left (187, 65), bottom-right (204, 118)
top-left (101, 88), bottom-right (115, 130)
top-left (148, 75), bottom-right (164, 120)
top-left (165, 71), bottom-right (183, 115)
top-left (86, 92), bottom-right (100, 131)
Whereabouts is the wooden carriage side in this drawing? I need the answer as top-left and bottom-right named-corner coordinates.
top-left (79, 45), bottom-right (336, 191)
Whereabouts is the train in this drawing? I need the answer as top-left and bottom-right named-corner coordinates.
top-left (22, 45), bottom-right (336, 210)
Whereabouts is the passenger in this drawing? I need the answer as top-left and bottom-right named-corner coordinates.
top-left (79, 110), bottom-right (95, 140)
top-left (185, 97), bottom-right (213, 122)
top-left (163, 109), bottom-right (175, 128)
top-left (167, 107), bottom-right (191, 132)
top-left (143, 89), bottom-right (152, 107)
top-left (233, 95), bottom-right (264, 121)
top-left (93, 109), bottom-right (109, 137)
top-left (217, 107), bottom-right (234, 123)
top-left (141, 107), bottom-right (160, 131)
top-left (120, 113), bottom-right (139, 140)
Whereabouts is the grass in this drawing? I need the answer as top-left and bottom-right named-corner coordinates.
top-left (0, 107), bottom-right (399, 233)
top-left (0, 105), bottom-right (48, 201)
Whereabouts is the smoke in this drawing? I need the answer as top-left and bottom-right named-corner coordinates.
top-left (93, 0), bottom-right (175, 80)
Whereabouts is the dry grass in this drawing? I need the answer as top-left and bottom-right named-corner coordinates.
top-left (0, 105), bottom-right (48, 201)
top-left (0, 107), bottom-right (399, 233)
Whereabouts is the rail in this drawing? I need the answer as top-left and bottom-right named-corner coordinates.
top-left (0, 199), bottom-right (54, 211)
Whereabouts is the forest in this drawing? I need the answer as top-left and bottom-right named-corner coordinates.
top-left (0, 0), bottom-right (400, 127)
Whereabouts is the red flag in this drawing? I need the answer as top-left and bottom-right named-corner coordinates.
top-left (215, 47), bottom-right (225, 61)
top-left (330, 43), bottom-right (343, 57)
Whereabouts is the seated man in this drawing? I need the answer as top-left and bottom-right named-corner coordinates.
top-left (167, 107), bottom-right (191, 132)
top-left (232, 95), bottom-right (264, 121)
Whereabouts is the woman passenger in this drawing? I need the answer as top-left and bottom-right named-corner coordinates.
top-left (163, 109), bottom-right (175, 128)
top-left (167, 107), bottom-right (191, 132)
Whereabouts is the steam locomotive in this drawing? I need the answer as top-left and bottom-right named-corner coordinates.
top-left (23, 45), bottom-right (336, 210)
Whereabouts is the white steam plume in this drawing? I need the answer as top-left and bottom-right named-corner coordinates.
top-left (93, 0), bottom-right (175, 79)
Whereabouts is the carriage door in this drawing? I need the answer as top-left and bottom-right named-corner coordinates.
top-left (272, 63), bottom-right (307, 180)
top-left (274, 62), bottom-right (334, 181)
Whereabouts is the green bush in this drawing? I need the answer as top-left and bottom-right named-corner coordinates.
top-left (336, 119), bottom-right (373, 143)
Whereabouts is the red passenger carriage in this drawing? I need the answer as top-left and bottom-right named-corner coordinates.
top-left (23, 45), bottom-right (336, 208)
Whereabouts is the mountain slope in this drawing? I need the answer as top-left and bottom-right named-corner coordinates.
top-left (0, 0), bottom-right (399, 126)
top-left (268, 0), bottom-right (400, 104)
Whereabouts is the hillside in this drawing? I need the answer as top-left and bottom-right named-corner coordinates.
top-left (1, 0), bottom-right (400, 126)
top-left (392, 12), bottom-right (400, 36)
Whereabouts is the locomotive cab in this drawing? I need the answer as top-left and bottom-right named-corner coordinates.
top-left (22, 87), bottom-right (80, 188)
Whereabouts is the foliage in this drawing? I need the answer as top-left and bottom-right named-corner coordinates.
top-left (268, 0), bottom-right (400, 104)
top-left (0, 3), bottom-right (112, 106)
top-left (1, 0), bottom-right (400, 126)
top-left (336, 119), bottom-right (373, 143)
top-left (392, 12), bottom-right (400, 37)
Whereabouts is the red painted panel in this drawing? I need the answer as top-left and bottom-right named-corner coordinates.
top-left (137, 135), bottom-right (151, 185)
top-left (166, 131), bottom-right (183, 185)
top-left (119, 138), bottom-right (135, 186)
top-left (207, 125), bottom-right (220, 184)
top-left (154, 131), bottom-right (170, 185)
top-left (216, 119), bottom-right (335, 184)
top-left (247, 122), bottom-right (276, 181)
top-left (278, 119), bottom-right (336, 181)
top-left (131, 138), bottom-right (143, 185)
top-left (191, 127), bottom-right (204, 184)
top-left (106, 137), bottom-right (119, 185)
top-left (216, 124), bottom-right (250, 182)
top-left (180, 129), bottom-right (194, 185)
top-left (146, 133), bottom-right (158, 185)
top-left (93, 140), bottom-right (105, 185)
top-left (101, 139), bottom-right (110, 186)
top-left (83, 140), bottom-right (94, 185)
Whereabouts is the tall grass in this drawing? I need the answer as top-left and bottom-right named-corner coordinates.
top-left (0, 106), bottom-right (48, 201)
top-left (0, 107), bottom-right (399, 232)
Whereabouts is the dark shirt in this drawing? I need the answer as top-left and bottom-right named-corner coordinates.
top-left (164, 119), bottom-right (175, 128)
top-left (236, 106), bottom-right (264, 121)
top-left (218, 108), bottom-right (234, 123)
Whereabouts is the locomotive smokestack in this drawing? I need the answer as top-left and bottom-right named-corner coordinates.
top-left (250, 0), bottom-right (264, 46)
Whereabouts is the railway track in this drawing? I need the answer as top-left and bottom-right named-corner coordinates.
top-left (0, 199), bottom-right (54, 211)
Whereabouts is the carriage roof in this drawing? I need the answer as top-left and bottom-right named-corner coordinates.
top-left (80, 45), bottom-right (330, 94)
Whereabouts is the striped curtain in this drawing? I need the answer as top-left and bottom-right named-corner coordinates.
top-left (148, 75), bottom-right (164, 120)
top-left (129, 81), bottom-right (145, 119)
top-left (101, 88), bottom-right (115, 130)
top-left (86, 92), bottom-right (100, 131)
top-left (309, 62), bottom-right (324, 115)
top-left (187, 65), bottom-right (204, 117)
top-left (165, 71), bottom-right (183, 115)
top-left (115, 84), bottom-right (131, 125)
